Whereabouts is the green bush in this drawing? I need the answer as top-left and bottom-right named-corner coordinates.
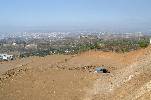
top-left (138, 39), bottom-right (149, 48)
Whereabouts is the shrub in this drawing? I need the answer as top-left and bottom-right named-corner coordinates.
top-left (138, 39), bottom-right (149, 48)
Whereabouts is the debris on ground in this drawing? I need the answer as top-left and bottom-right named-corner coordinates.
top-left (95, 67), bottom-right (109, 73)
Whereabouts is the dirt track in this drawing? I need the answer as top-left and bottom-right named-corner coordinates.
top-left (0, 46), bottom-right (151, 100)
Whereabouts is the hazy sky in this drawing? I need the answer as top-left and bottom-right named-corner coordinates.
top-left (0, 0), bottom-right (151, 32)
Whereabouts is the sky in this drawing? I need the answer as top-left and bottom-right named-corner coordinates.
top-left (0, 0), bottom-right (151, 32)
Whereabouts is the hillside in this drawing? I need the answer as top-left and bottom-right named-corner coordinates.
top-left (0, 46), bottom-right (151, 100)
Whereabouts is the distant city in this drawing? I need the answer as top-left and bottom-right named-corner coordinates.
top-left (0, 31), bottom-right (150, 40)
top-left (0, 31), bottom-right (150, 58)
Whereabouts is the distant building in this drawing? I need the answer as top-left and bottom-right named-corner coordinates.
top-left (12, 42), bottom-right (17, 46)
top-left (0, 54), bottom-right (14, 61)
top-left (80, 35), bottom-right (98, 40)
top-left (25, 44), bottom-right (37, 49)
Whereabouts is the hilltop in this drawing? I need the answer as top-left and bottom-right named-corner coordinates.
top-left (0, 46), bottom-right (151, 100)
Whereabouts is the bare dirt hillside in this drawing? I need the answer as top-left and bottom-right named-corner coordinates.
top-left (0, 46), bottom-right (151, 100)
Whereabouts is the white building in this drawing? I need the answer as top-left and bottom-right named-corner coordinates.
top-left (0, 54), bottom-right (14, 61)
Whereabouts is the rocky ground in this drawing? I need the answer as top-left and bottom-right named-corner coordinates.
top-left (0, 46), bottom-right (151, 100)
